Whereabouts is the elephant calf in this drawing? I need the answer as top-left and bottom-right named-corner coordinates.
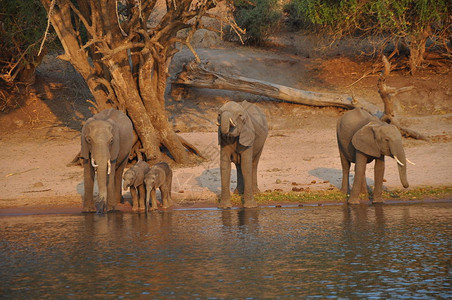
top-left (144, 162), bottom-right (173, 212)
top-left (337, 108), bottom-right (411, 204)
top-left (217, 100), bottom-right (268, 209)
top-left (123, 160), bottom-right (150, 212)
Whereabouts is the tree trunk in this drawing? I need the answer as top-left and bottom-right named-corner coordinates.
top-left (40, 0), bottom-right (213, 165)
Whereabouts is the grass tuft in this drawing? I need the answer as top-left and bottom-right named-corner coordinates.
top-left (228, 186), bottom-right (452, 205)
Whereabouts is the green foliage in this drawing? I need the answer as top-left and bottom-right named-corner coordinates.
top-left (0, 0), bottom-right (48, 81)
top-left (233, 0), bottom-right (282, 45)
top-left (287, 0), bottom-right (450, 72)
top-left (290, 0), bottom-right (450, 36)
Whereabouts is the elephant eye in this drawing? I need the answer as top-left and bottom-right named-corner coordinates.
top-left (86, 137), bottom-right (92, 143)
top-left (109, 138), bottom-right (114, 145)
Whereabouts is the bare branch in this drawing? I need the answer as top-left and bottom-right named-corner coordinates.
top-left (65, 0), bottom-right (95, 37)
top-left (38, 0), bottom-right (56, 56)
top-left (101, 42), bottom-right (146, 60)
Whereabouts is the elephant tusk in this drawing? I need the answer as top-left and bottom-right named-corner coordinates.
top-left (107, 160), bottom-right (111, 175)
top-left (91, 157), bottom-right (98, 168)
top-left (394, 155), bottom-right (404, 166)
top-left (229, 118), bottom-right (236, 127)
top-left (406, 158), bottom-right (416, 166)
top-left (215, 121), bottom-right (220, 126)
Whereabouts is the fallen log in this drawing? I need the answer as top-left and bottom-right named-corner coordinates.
top-left (174, 61), bottom-right (382, 116)
top-left (174, 59), bottom-right (427, 140)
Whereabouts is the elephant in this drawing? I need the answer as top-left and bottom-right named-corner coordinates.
top-left (81, 108), bottom-right (134, 213)
top-left (144, 162), bottom-right (173, 213)
top-left (123, 160), bottom-right (150, 212)
top-left (217, 100), bottom-right (268, 209)
top-left (336, 108), bottom-right (411, 204)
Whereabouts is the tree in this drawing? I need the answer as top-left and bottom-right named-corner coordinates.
top-left (40, 0), bottom-right (237, 163)
top-left (290, 0), bottom-right (451, 74)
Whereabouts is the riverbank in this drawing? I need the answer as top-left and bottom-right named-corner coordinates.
top-left (1, 38), bottom-right (451, 214)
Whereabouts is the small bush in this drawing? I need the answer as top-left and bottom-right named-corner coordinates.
top-left (232, 0), bottom-right (282, 45)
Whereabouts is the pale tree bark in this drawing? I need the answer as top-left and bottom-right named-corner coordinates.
top-left (40, 0), bottom-right (238, 163)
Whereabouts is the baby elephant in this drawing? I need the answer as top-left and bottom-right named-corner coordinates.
top-left (144, 162), bottom-right (173, 212)
top-left (123, 161), bottom-right (150, 212)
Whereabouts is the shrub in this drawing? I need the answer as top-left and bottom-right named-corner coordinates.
top-left (233, 0), bottom-right (282, 45)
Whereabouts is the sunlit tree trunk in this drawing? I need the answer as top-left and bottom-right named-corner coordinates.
top-left (40, 0), bottom-right (236, 163)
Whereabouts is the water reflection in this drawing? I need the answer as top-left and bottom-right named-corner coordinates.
top-left (0, 203), bottom-right (451, 298)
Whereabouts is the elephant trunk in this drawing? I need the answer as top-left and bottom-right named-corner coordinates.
top-left (145, 183), bottom-right (151, 213)
top-left (92, 146), bottom-right (110, 213)
top-left (391, 143), bottom-right (409, 188)
top-left (220, 111), bottom-right (232, 135)
top-left (96, 163), bottom-right (108, 213)
top-left (123, 180), bottom-right (131, 191)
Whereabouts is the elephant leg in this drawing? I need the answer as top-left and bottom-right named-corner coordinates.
top-left (149, 189), bottom-right (158, 210)
top-left (241, 148), bottom-right (257, 208)
top-left (252, 149), bottom-right (263, 194)
top-left (82, 161), bottom-right (96, 212)
top-left (106, 166), bottom-right (118, 212)
top-left (339, 151), bottom-right (350, 194)
top-left (161, 186), bottom-right (171, 209)
top-left (235, 163), bottom-right (244, 194)
top-left (349, 152), bottom-right (367, 205)
top-left (372, 157), bottom-right (385, 204)
top-left (219, 151), bottom-right (232, 209)
top-left (115, 162), bottom-right (126, 205)
top-left (167, 177), bottom-right (173, 206)
top-left (130, 187), bottom-right (139, 212)
top-left (137, 184), bottom-right (146, 211)
top-left (361, 173), bottom-right (369, 198)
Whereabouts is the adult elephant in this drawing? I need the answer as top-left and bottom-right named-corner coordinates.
top-left (337, 108), bottom-right (411, 204)
top-left (81, 108), bottom-right (134, 213)
top-left (217, 100), bottom-right (268, 209)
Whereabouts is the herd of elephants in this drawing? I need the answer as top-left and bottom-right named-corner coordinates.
top-left (81, 101), bottom-right (412, 213)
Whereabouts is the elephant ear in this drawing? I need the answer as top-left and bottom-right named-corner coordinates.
top-left (80, 118), bottom-right (93, 159)
top-left (239, 112), bottom-right (255, 147)
top-left (134, 166), bottom-right (145, 187)
top-left (108, 119), bottom-right (120, 160)
top-left (352, 122), bottom-right (381, 158)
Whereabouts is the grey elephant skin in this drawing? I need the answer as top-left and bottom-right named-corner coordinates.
top-left (81, 108), bottom-right (134, 213)
top-left (123, 160), bottom-right (150, 212)
top-left (218, 100), bottom-right (268, 208)
top-left (144, 162), bottom-right (173, 212)
top-left (336, 108), bottom-right (409, 204)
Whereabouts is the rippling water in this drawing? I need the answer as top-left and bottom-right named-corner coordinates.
top-left (1, 202), bottom-right (451, 298)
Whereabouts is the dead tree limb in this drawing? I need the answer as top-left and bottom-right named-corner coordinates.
top-left (174, 61), bottom-right (382, 116)
top-left (378, 56), bottom-right (428, 141)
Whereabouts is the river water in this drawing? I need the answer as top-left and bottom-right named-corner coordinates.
top-left (1, 202), bottom-right (451, 299)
